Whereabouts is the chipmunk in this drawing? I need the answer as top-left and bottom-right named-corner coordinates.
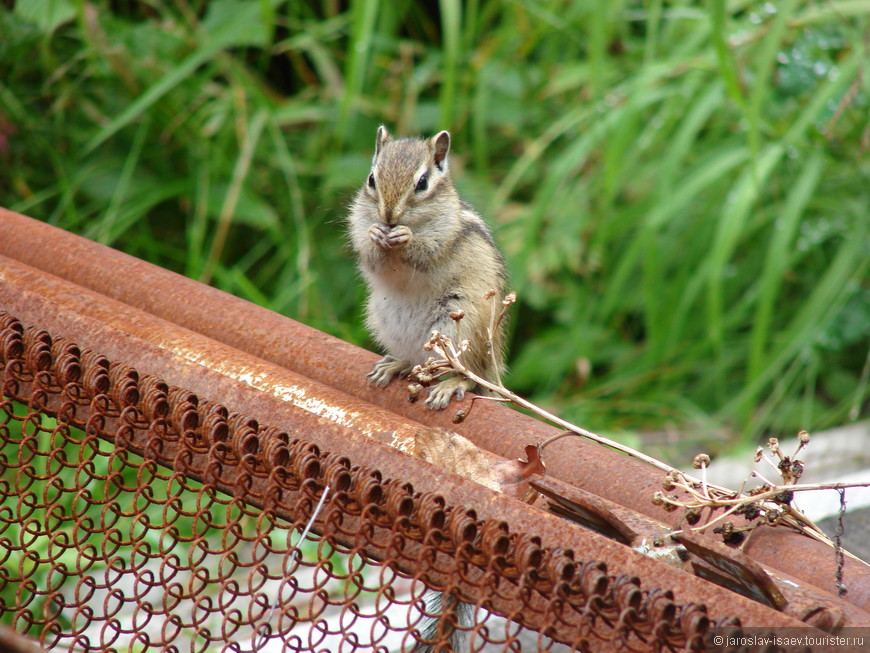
top-left (349, 126), bottom-right (508, 410)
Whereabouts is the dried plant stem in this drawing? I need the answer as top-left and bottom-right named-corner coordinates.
top-left (484, 290), bottom-right (515, 388)
top-left (670, 480), bottom-right (866, 507)
top-left (432, 334), bottom-right (703, 481)
top-left (421, 328), bottom-right (870, 553)
top-left (689, 502), bottom-right (745, 534)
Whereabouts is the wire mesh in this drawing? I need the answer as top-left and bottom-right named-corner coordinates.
top-left (0, 312), bottom-right (732, 652)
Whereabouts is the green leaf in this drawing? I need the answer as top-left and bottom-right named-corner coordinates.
top-left (205, 184), bottom-right (278, 229)
top-left (708, 0), bottom-right (745, 108)
top-left (747, 152), bottom-right (825, 385)
top-left (706, 144), bottom-right (783, 354)
top-left (82, 48), bottom-right (213, 154)
top-left (14, 0), bottom-right (76, 34)
top-left (201, 0), bottom-right (272, 50)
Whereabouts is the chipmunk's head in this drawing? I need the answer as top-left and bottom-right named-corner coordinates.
top-left (363, 126), bottom-right (453, 226)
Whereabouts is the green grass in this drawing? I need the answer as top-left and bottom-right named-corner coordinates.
top-left (1, 0), bottom-right (868, 454)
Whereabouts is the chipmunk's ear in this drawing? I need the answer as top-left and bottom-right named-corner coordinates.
top-left (431, 131), bottom-right (451, 172)
top-left (375, 126), bottom-right (391, 157)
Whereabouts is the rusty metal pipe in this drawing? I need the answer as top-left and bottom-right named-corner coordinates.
top-left (1, 277), bottom-right (832, 643)
top-left (1, 207), bottom-right (868, 616)
top-left (0, 258), bottom-right (820, 635)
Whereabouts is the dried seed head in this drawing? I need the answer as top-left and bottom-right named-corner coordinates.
top-left (774, 490), bottom-right (794, 505)
top-left (452, 409), bottom-right (467, 424)
top-left (484, 289), bottom-right (497, 299)
top-left (722, 530), bottom-right (745, 546)
top-left (662, 476), bottom-right (676, 491)
top-left (685, 508), bottom-right (702, 525)
top-left (737, 502), bottom-right (762, 521)
top-left (652, 492), bottom-right (665, 506)
top-left (753, 447), bottom-right (764, 463)
top-left (790, 460), bottom-right (804, 479)
top-left (749, 484), bottom-right (773, 496)
top-left (407, 384), bottom-right (423, 402)
top-left (768, 437), bottom-right (782, 459)
top-left (798, 430), bottom-right (810, 444)
top-left (449, 310), bottom-right (465, 321)
top-left (692, 453), bottom-right (711, 469)
top-left (662, 497), bottom-right (679, 512)
top-left (503, 291), bottom-right (517, 304)
top-left (713, 521), bottom-right (733, 536)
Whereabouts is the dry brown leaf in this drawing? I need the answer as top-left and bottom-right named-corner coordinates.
top-left (413, 427), bottom-right (501, 491)
top-left (492, 444), bottom-right (546, 502)
top-left (413, 429), bottom-right (546, 501)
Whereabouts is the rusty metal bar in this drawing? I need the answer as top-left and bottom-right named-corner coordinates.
top-left (530, 475), bottom-right (869, 631)
top-left (0, 317), bottom-right (810, 652)
top-left (1, 207), bottom-right (868, 646)
top-left (1, 207), bottom-right (867, 614)
top-left (0, 253), bottom-right (814, 627)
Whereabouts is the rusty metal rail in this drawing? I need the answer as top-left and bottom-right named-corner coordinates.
top-left (1, 207), bottom-right (868, 651)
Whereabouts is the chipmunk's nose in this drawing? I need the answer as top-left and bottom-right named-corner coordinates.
top-left (381, 206), bottom-right (401, 226)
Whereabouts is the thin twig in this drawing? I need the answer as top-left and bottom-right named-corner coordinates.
top-left (415, 299), bottom-right (868, 554)
top-left (430, 333), bottom-right (721, 485)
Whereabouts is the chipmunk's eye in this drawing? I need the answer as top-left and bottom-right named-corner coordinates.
top-left (415, 174), bottom-right (428, 192)
top-left (367, 173), bottom-right (376, 189)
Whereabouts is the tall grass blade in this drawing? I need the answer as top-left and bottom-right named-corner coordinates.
top-left (721, 222), bottom-right (869, 428)
top-left (707, 0), bottom-right (745, 108)
top-left (706, 145), bottom-right (782, 387)
top-left (746, 152), bottom-right (824, 387)
top-left (337, 0), bottom-right (379, 143)
top-left (747, 0), bottom-right (795, 161)
top-left (201, 109), bottom-right (268, 284)
top-left (97, 116), bottom-right (151, 244)
top-left (438, 0), bottom-right (461, 127)
top-left (83, 49), bottom-right (213, 155)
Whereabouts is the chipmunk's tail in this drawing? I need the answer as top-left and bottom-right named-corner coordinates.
top-left (413, 590), bottom-right (473, 652)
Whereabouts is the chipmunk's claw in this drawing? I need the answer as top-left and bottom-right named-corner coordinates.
top-left (368, 356), bottom-right (413, 387)
top-left (424, 377), bottom-right (475, 410)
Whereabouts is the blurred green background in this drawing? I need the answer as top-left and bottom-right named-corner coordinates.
top-left (1, 0), bottom-right (868, 459)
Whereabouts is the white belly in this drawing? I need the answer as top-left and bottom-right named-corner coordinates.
top-left (365, 274), bottom-right (446, 364)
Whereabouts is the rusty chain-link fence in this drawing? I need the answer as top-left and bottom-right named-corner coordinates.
top-left (0, 312), bottom-right (737, 651)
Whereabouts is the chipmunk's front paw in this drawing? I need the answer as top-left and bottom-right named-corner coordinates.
top-left (424, 377), bottom-right (476, 410)
top-left (368, 356), bottom-right (413, 387)
top-left (368, 223), bottom-right (411, 249)
top-left (367, 224), bottom-right (392, 249)
top-left (385, 225), bottom-right (412, 247)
